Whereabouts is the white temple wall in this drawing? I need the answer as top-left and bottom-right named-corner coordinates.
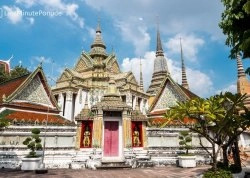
top-left (0, 125), bottom-right (76, 169)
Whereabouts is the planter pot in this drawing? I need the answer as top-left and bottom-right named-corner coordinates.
top-left (21, 157), bottom-right (42, 171)
top-left (178, 155), bottom-right (196, 168)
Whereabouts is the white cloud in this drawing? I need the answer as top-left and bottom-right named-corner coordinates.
top-left (15, 0), bottom-right (84, 28)
top-left (121, 51), bottom-right (214, 98)
top-left (165, 34), bottom-right (204, 62)
top-left (32, 56), bottom-right (53, 64)
top-left (115, 19), bottom-right (150, 56)
top-left (121, 52), bottom-right (154, 91)
top-left (26, 17), bottom-right (34, 25)
top-left (216, 84), bottom-right (237, 95)
top-left (3, 6), bottom-right (23, 24)
top-left (83, 0), bottom-right (224, 40)
top-left (15, 0), bottom-right (36, 8)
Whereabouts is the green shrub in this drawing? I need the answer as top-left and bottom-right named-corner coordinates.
top-left (23, 128), bottom-right (42, 158)
top-left (203, 169), bottom-right (233, 178)
top-left (179, 130), bottom-right (192, 155)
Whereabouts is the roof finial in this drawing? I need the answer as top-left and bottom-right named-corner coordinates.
top-left (8, 54), bottom-right (13, 62)
top-left (90, 17), bottom-right (107, 57)
top-left (96, 17), bottom-right (101, 33)
top-left (139, 57), bottom-right (144, 91)
top-left (180, 37), bottom-right (189, 89)
top-left (156, 16), bottom-right (164, 57)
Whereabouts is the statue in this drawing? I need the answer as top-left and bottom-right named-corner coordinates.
top-left (83, 125), bottom-right (91, 147)
top-left (133, 126), bottom-right (141, 147)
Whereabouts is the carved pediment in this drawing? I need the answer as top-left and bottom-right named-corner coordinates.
top-left (14, 75), bottom-right (53, 106)
top-left (75, 58), bottom-right (88, 72)
top-left (127, 73), bottom-right (138, 85)
top-left (153, 81), bottom-right (186, 110)
top-left (110, 62), bottom-right (120, 74)
top-left (58, 70), bottom-right (72, 82)
top-left (74, 53), bottom-right (93, 72)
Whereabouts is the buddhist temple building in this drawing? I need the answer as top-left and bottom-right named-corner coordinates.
top-left (52, 21), bottom-right (149, 162)
top-left (51, 21), bottom-right (198, 162)
top-left (1, 20), bottom-right (250, 169)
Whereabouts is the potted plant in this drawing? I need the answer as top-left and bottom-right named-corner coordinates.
top-left (21, 128), bottom-right (43, 171)
top-left (177, 130), bottom-right (196, 168)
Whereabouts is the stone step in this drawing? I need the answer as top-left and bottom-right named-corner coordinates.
top-left (96, 161), bottom-right (132, 170)
top-left (96, 164), bottom-right (132, 170)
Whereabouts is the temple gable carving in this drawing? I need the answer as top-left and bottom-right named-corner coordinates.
top-left (154, 82), bottom-right (185, 110)
top-left (15, 75), bottom-right (52, 106)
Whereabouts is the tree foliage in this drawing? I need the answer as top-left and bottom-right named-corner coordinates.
top-left (163, 92), bottom-right (250, 171)
top-left (0, 65), bottom-right (30, 83)
top-left (219, 0), bottom-right (250, 59)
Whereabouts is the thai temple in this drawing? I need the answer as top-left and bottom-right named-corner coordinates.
top-left (0, 21), bottom-right (250, 169)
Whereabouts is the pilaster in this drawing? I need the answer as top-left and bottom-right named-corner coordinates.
top-left (75, 121), bottom-right (82, 150)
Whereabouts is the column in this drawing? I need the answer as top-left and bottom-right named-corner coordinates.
top-left (65, 91), bottom-right (73, 121)
top-left (58, 93), bottom-right (64, 116)
top-left (123, 110), bottom-right (132, 148)
top-left (75, 121), bottom-right (82, 150)
top-left (126, 93), bottom-right (132, 107)
top-left (92, 109), bottom-right (103, 148)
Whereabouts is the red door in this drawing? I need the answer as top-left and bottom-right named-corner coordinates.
top-left (104, 121), bottom-right (119, 157)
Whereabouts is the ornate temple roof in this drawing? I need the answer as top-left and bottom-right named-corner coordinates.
top-left (89, 20), bottom-right (108, 58)
top-left (91, 77), bottom-right (132, 111)
top-left (0, 66), bottom-right (73, 125)
top-left (180, 38), bottom-right (189, 89)
top-left (131, 102), bottom-right (147, 121)
top-left (75, 94), bottom-right (93, 121)
top-left (147, 27), bottom-right (169, 95)
top-left (148, 75), bottom-right (198, 116)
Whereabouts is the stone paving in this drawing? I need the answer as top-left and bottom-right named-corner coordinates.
top-left (0, 165), bottom-right (211, 178)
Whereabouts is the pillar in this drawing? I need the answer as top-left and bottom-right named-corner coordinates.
top-left (75, 121), bottom-right (82, 150)
top-left (65, 91), bottom-right (73, 121)
top-left (92, 109), bottom-right (103, 148)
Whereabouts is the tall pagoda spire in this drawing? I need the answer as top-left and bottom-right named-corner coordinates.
top-left (156, 24), bottom-right (164, 57)
top-left (236, 54), bottom-right (250, 108)
top-left (180, 38), bottom-right (189, 89)
top-left (237, 53), bottom-right (246, 78)
top-left (146, 18), bottom-right (169, 95)
top-left (139, 57), bottom-right (144, 91)
top-left (89, 18), bottom-right (107, 58)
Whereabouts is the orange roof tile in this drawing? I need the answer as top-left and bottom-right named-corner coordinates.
top-left (8, 102), bottom-right (58, 112)
top-left (0, 75), bottom-right (29, 102)
top-left (3, 110), bottom-right (73, 125)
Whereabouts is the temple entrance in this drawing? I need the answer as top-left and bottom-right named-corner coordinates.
top-left (104, 121), bottom-right (119, 157)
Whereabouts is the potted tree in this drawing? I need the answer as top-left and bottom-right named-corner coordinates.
top-left (21, 128), bottom-right (43, 171)
top-left (177, 130), bottom-right (196, 168)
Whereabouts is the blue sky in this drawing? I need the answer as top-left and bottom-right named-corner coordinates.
top-left (0, 0), bottom-right (249, 98)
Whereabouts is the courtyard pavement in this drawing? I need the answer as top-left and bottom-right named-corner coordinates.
top-left (0, 165), bottom-right (211, 178)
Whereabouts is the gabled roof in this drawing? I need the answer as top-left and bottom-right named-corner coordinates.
top-left (0, 66), bottom-right (73, 125)
top-left (0, 66), bottom-right (58, 111)
top-left (148, 75), bottom-right (198, 113)
top-left (0, 74), bottom-right (29, 103)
